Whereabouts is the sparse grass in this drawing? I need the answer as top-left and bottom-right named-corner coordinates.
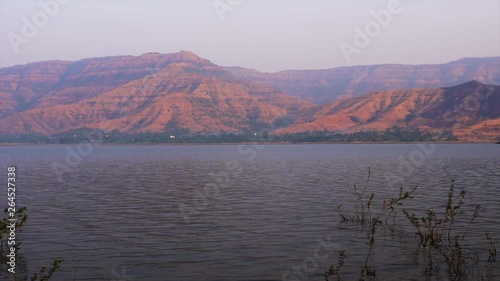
top-left (327, 169), bottom-right (498, 281)
top-left (324, 251), bottom-right (346, 281)
top-left (402, 180), bottom-right (484, 279)
top-left (335, 168), bottom-right (417, 280)
top-left (485, 233), bottom-right (497, 263)
top-left (27, 259), bottom-right (63, 281)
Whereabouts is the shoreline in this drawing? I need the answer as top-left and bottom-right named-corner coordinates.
top-left (0, 141), bottom-right (495, 146)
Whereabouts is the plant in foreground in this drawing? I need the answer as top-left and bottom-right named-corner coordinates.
top-left (335, 168), bottom-right (416, 280)
top-left (324, 251), bottom-right (346, 281)
top-left (402, 180), bottom-right (483, 279)
top-left (328, 169), bottom-right (497, 281)
top-left (1, 207), bottom-right (63, 281)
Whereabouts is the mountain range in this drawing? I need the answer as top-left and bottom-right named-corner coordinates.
top-left (277, 80), bottom-right (499, 142)
top-left (0, 51), bottom-right (499, 142)
top-left (224, 57), bottom-right (500, 104)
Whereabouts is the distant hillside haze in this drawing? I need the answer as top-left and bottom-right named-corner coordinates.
top-left (0, 51), bottom-right (499, 142)
top-left (224, 57), bottom-right (500, 104)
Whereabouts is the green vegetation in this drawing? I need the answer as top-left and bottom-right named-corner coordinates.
top-left (402, 181), bottom-right (483, 278)
top-left (0, 127), bottom-right (457, 144)
top-left (328, 169), bottom-right (498, 281)
top-left (1, 207), bottom-right (63, 281)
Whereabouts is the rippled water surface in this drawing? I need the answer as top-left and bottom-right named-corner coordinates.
top-left (1, 144), bottom-right (499, 280)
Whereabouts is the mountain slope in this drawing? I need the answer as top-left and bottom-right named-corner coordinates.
top-left (0, 52), bottom-right (313, 135)
top-left (224, 57), bottom-right (500, 104)
top-left (0, 51), bottom-right (213, 119)
top-left (1, 52), bottom-right (499, 142)
top-left (0, 60), bottom-right (71, 118)
top-left (277, 81), bottom-right (500, 142)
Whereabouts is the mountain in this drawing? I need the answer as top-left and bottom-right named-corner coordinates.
top-left (0, 51), bottom-right (313, 135)
top-left (0, 51), bottom-right (213, 119)
top-left (1, 52), bottom-right (498, 142)
top-left (277, 80), bottom-right (500, 142)
top-left (224, 57), bottom-right (500, 104)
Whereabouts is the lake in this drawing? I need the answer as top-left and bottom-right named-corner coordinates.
top-left (0, 144), bottom-right (499, 280)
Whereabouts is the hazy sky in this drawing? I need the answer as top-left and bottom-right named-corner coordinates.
top-left (0, 0), bottom-right (499, 72)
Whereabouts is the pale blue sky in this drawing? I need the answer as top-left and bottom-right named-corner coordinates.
top-left (0, 0), bottom-right (499, 72)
